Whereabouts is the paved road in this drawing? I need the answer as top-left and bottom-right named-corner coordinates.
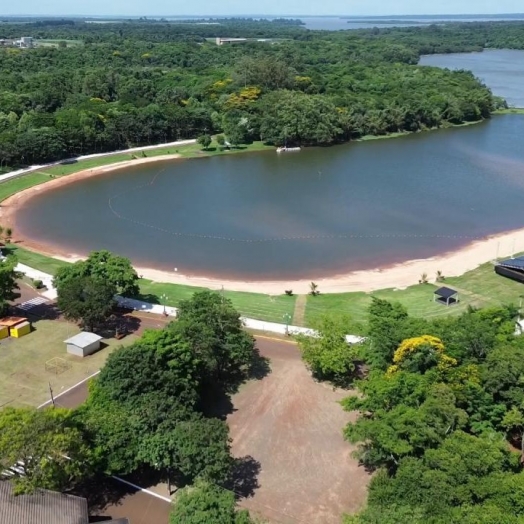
top-left (50, 336), bottom-right (295, 524)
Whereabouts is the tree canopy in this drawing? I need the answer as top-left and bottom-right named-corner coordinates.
top-left (340, 301), bottom-right (524, 522)
top-left (2, 19), bottom-right (522, 167)
top-left (56, 275), bottom-right (116, 331)
top-left (0, 254), bottom-right (20, 316)
top-left (0, 407), bottom-right (92, 494)
top-left (169, 480), bottom-right (255, 524)
top-left (54, 249), bottom-right (139, 296)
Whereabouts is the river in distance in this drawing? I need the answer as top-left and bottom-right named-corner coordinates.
top-left (16, 114), bottom-right (524, 281)
top-left (420, 49), bottom-right (524, 108)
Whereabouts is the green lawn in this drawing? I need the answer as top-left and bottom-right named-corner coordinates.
top-left (138, 280), bottom-right (296, 323)
top-left (0, 318), bottom-right (137, 408)
top-left (305, 261), bottom-right (524, 325)
top-left (5, 245), bottom-right (69, 275)
top-left (40, 141), bottom-right (272, 178)
top-left (0, 172), bottom-right (52, 202)
top-left (8, 243), bottom-right (524, 326)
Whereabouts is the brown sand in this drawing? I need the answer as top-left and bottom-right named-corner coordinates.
top-left (3, 154), bottom-right (524, 295)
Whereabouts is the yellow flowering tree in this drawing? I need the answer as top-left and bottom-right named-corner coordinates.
top-left (387, 335), bottom-right (457, 376)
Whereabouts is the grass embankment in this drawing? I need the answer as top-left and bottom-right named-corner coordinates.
top-left (305, 260), bottom-right (524, 325)
top-left (10, 243), bottom-right (523, 327)
top-left (493, 108), bottom-right (524, 115)
top-left (7, 245), bottom-right (296, 324)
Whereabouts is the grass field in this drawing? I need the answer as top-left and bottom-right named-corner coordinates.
top-left (119, 280), bottom-right (296, 324)
top-left (7, 243), bottom-right (524, 326)
top-left (5, 245), bottom-right (69, 275)
top-left (0, 172), bottom-right (53, 202)
top-left (36, 39), bottom-right (83, 48)
top-left (0, 318), bottom-right (137, 408)
top-left (7, 246), bottom-right (296, 324)
top-left (305, 260), bottom-right (524, 325)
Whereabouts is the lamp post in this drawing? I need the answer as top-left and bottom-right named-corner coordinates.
top-left (283, 313), bottom-right (292, 336)
top-left (160, 293), bottom-right (168, 316)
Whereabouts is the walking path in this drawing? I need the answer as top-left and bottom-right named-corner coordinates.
top-left (292, 294), bottom-right (307, 326)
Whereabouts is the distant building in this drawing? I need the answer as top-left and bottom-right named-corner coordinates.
top-left (215, 37), bottom-right (248, 45)
top-left (19, 37), bottom-right (34, 48)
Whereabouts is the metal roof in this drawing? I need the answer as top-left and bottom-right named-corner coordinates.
top-left (0, 481), bottom-right (89, 524)
top-left (64, 331), bottom-right (103, 348)
top-left (498, 256), bottom-right (524, 271)
top-left (434, 286), bottom-right (458, 299)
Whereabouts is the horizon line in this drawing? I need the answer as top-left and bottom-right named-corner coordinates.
top-left (3, 12), bottom-right (524, 18)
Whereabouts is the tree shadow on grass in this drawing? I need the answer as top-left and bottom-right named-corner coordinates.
top-left (226, 455), bottom-right (261, 500)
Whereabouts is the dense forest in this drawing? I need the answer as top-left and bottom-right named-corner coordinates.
top-left (1, 19), bottom-right (524, 167)
top-left (299, 301), bottom-right (524, 523)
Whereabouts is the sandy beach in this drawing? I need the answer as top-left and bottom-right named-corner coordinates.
top-left (3, 153), bottom-right (524, 295)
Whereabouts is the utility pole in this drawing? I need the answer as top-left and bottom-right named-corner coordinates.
top-left (48, 382), bottom-right (55, 408)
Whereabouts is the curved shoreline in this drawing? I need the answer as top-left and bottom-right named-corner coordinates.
top-left (3, 144), bottom-right (524, 295)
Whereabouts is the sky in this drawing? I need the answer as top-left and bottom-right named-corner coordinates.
top-left (2, 0), bottom-right (524, 17)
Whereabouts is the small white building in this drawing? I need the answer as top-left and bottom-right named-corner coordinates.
top-left (65, 332), bottom-right (103, 357)
top-left (19, 37), bottom-right (34, 48)
top-left (215, 37), bottom-right (247, 46)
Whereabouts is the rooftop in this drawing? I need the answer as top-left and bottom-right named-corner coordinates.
top-left (64, 331), bottom-right (103, 348)
top-left (0, 481), bottom-right (89, 524)
top-left (498, 256), bottom-right (524, 271)
top-left (434, 286), bottom-right (458, 300)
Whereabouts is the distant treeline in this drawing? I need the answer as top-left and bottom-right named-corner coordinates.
top-left (1, 20), bottom-right (523, 168)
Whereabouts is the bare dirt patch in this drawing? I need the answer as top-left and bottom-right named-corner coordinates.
top-left (228, 338), bottom-right (369, 524)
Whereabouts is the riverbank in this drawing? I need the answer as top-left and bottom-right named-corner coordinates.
top-left (8, 223), bottom-right (524, 295)
top-left (115, 227), bottom-right (524, 294)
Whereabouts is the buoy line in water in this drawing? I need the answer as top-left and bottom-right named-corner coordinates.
top-left (108, 168), bottom-right (487, 244)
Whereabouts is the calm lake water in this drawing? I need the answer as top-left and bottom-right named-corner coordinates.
top-left (16, 115), bottom-right (524, 280)
top-left (420, 49), bottom-right (524, 108)
top-left (299, 15), bottom-right (524, 31)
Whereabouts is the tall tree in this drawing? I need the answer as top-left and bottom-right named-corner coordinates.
top-left (54, 250), bottom-right (139, 296)
top-left (173, 291), bottom-right (257, 393)
top-left (56, 275), bottom-right (116, 331)
top-left (0, 407), bottom-right (91, 494)
top-left (169, 480), bottom-right (254, 524)
top-left (297, 314), bottom-right (362, 385)
top-left (0, 254), bottom-right (20, 316)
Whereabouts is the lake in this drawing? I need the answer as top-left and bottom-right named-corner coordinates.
top-left (16, 115), bottom-right (524, 280)
top-left (298, 15), bottom-right (524, 31)
top-left (419, 49), bottom-right (524, 108)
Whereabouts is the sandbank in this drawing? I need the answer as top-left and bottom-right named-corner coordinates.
top-left (2, 152), bottom-right (524, 295)
top-left (129, 228), bottom-right (524, 293)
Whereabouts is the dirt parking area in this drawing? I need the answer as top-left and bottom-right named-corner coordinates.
top-left (228, 338), bottom-right (369, 524)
